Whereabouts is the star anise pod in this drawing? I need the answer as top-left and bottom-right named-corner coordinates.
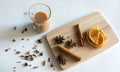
top-left (57, 53), bottom-right (68, 65)
top-left (55, 35), bottom-right (65, 44)
top-left (66, 39), bottom-right (77, 48)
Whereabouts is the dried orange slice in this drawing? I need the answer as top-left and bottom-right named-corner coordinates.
top-left (96, 32), bottom-right (104, 48)
top-left (86, 31), bottom-right (97, 47)
top-left (99, 29), bottom-right (108, 40)
top-left (88, 26), bottom-right (100, 45)
top-left (86, 26), bottom-right (107, 48)
top-left (87, 31), bottom-right (104, 48)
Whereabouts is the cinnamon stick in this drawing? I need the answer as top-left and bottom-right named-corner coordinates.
top-left (77, 24), bottom-right (84, 46)
top-left (57, 45), bottom-right (81, 61)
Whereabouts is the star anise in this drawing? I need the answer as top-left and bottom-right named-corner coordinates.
top-left (57, 53), bottom-right (68, 65)
top-left (55, 35), bottom-right (65, 44)
top-left (66, 39), bottom-right (77, 48)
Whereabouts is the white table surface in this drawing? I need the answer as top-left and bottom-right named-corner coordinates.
top-left (0, 0), bottom-right (120, 72)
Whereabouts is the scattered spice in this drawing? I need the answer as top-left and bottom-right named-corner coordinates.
top-left (32, 54), bottom-right (37, 58)
top-left (21, 27), bottom-right (28, 34)
top-left (26, 51), bottom-right (31, 55)
top-left (32, 47), bottom-right (36, 50)
top-left (57, 53), bottom-right (68, 65)
top-left (34, 50), bottom-right (39, 54)
top-left (17, 61), bottom-right (21, 63)
top-left (42, 60), bottom-right (46, 66)
top-left (24, 27), bottom-right (28, 31)
top-left (66, 39), bottom-right (77, 48)
top-left (4, 48), bottom-right (11, 52)
top-left (20, 53), bottom-right (38, 61)
top-left (37, 39), bottom-right (42, 44)
top-left (13, 70), bottom-right (16, 72)
top-left (55, 35), bottom-right (65, 44)
top-left (50, 63), bottom-right (54, 67)
top-left (16, 51), bottom-right (21, 54)
top-left (20, 53), bottom-right (39, 61)
top-left (24, 62), bottom-right (28, 66)
top-left (24, 56), bottom-right (29, 60)
top-left (5, 49), bottom-right (9, 52)
top-left (29, 64), bottom-right (32, 67)
top-left (12, 39), bottom-right (16, 42)
top-left (18, 49), bottom-right (44, 67)
top-left (33, 66), bottom-right (39, 69)
top-left (13, 26), bottom-right (17, 30)
top-left (48, 58), bottom-right (50, 62)
top-left (20, 55), bottom-right (24, 57)
top-left (29, 56), bottom-right (34, 61)
top-left (13, 67), bottom-right (16, 69)
top-left (39, 52), bottom-right (43, 56)
top-left (21, 38), bottom-right (24, 40)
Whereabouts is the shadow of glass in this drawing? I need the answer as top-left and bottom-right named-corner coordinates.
top-left (2, 23), bottom-right (43, 40)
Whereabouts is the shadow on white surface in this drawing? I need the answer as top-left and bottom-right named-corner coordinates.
top-left (1, 23), bottom-right (41, 40)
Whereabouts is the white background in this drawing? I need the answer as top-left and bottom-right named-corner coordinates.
top-left (0, 0), bottom-right (120, 72)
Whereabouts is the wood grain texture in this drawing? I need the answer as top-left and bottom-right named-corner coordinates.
top-left (46, 12), bottom-right (119, 70)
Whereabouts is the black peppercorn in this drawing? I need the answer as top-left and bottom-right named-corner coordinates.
top-left (24, 62), bottom-right (28, 66)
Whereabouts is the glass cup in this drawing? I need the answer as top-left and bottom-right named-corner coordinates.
top-left (29, 3), bottom-right (51, 32)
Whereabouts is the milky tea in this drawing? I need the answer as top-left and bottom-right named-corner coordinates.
top-left (33, 11), bottom-right (50, 32)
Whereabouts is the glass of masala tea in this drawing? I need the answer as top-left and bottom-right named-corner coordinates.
top-left (29, 3), bottom-right (51, 32)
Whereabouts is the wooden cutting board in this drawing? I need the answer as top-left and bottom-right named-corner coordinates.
top-left (46, 12), bottom-right (119, 69)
